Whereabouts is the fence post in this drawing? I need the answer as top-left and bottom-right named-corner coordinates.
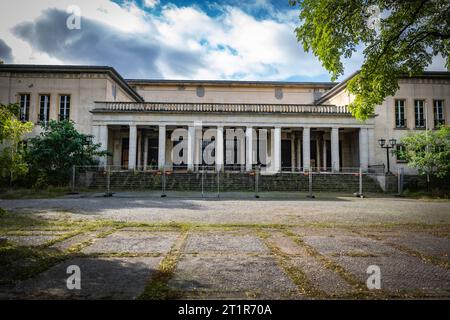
top-left (306, 170), bottom-right (315, 198)
top-left (354, 167), bottom-right (364, 198)
top-left (217, 169), bottom-right (220, 198)
top-left (201, 166), bottom-right (204, 198)
top-left (71, 165), bottom-right (76, 193)
top-left (161, 166), bottom-right (166, 198)
top-left (255, 165), bottom-right (260, 198)
top-left (105, 165), bottom-right (112, 197)
top-left (397, 167), bottom-right (404, 196)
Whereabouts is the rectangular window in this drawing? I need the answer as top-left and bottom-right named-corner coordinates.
top-left (395, 100), bottom-right (406, 128)
top-left (59, 95), bottom-right (71, 121)
top-left (434, 100), bottom-right (445, 127)
top-left (19, 94), bottom-right (30, 122)
top-left (39, 94), bottom-right (51, 124)
top-left (396, 145), bottom-right (407, 163)
top-left (414, 100), bottom-right (425, 128)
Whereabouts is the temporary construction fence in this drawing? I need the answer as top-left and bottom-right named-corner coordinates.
top-left (69, 165), bottom-right (405, 198)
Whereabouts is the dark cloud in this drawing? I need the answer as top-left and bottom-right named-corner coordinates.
top-left (0, 39), bottom-right (13, 63)
top-left (10, 8), bottom-right (203, 78)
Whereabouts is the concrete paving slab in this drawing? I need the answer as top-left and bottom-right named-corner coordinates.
top-left (303, 235), bottom-right (399, 256)
top-left (169, 254), bottom-right (298, 299)
top-left (1, 257), bottom-right (161, 299)
top-left (333, 254), bottom-right (450, 296)
top-left (185, 233), bottom-right (269, 254)
top-left (82, 231), bottom-right (179, 254)
top-left (4, 235), bottom-right (59, 246)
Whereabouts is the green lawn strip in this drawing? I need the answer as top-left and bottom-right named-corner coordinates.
top-left (0, 187), bottom-right (70, 200)
top-left (257, 229), bottom-right (325, 298)
top-left (138, 230), bottom-right (189, 300)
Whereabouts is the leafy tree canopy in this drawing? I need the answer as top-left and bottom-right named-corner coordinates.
top-left (0, 104), bottom-right (33, 183)
top-left (26, 120), bottom-right (108, 186)
top-left (397, 125), bottom-right (450, 178)
top-left (290, 0), bottom-right (450, 120)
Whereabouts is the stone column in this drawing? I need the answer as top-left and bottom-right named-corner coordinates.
top-left (158, 125), bottom-right (166, 170)
top-left (331, 127), bottom-right (340, 172)
top-left (274, 127), bottom-right (281, 172)
top-left (246, 126), bottom-right (253, 172)
top-left (302, 127), bottom-right (311, 171)
top-left (98, 125), bottom-right (108, 167)
top-left (143, 134), bottom-right (149, 170)
top-left (359, 128), bottom-right (369, 172)
top-left (128, 124), bottom-right (137, 170)
top-left (216, 126), bottom-right (224, 171)
top-left (187, 125), bottom-right (196, 171)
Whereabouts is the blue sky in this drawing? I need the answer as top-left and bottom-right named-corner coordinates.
top-left (0, 0), bottom-right (444, 81)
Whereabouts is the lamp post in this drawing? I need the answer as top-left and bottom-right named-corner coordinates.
top-left (378, 138), bottom-right (396, 174)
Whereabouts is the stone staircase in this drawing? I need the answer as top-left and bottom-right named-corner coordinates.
top-left (82, 170), bottom-right (383, 193)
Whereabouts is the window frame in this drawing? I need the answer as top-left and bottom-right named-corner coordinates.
top-left (394, 99), bottom-right (407, 128)
top-left (17, 93), bottom-right (31, 122)
top-left (38, 93), bottom-right (51, 125)
top-left (396, 144), bottom-right (407, 163)
top-left (59, 94), bottom-right (71, 121)
top-left (414, 99), bottom-right (426, 129)
top-left (433, 99), bottom-right (445, 128)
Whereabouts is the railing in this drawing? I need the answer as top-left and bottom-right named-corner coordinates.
top-left (93, 102), bottom-right (351, 114)
top-left (70, 165), bottom-right (384, 198)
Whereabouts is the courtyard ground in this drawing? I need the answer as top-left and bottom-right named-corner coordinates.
top-left (0, 192), bottom-right (449, 299)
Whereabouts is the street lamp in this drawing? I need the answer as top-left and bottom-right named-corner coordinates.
top-left (378, 138), bottom-right (397, 174)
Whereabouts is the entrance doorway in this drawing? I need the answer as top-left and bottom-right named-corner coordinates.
top-left (281, 140), bottom-right (292, 170)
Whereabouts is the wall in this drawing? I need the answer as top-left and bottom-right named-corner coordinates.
top-left (133, 83), bottom-right (330, 105)
top-left (324, 77), bottom-right (450, 174)
top-left (0, 72), bottom-right (136, 137)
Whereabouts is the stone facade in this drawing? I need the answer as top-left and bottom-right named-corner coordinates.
top-left (0, 64), bottom-right (448, 175)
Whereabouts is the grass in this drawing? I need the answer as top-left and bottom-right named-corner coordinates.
top-left (0, 187), bottom-right (71, 199)
top-left (138, 231), bottom-right (188, 300)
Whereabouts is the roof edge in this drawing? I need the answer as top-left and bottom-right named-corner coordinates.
top-left (0, 64), bottom-right (144, 102)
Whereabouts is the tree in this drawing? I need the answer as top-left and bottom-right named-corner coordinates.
top-left (396, 125), bottom-right (450, 190)
top-left (0, 103), bottom-right (33, 185)
top-left (290, 0), bottom-right (450, 120)
top-left (26, 120), bottom-right (108, 187)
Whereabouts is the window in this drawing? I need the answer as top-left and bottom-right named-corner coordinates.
top-left (19, 94), bottom-right (30, 122)
top-left (434, 100), bottom-right (445, 127)
top-left (414, 100), bottom-right (425, 128)
top-left (395, 100), bottom-right (406, 128)
top-left (396, 145), bottom-right (407, 163)
top-left (59, 95), bottom-right (70, 121)
top-left (275, 87), bottom-right (283, 100)
top-left (112, 84), bottom-right (117, 100)
top-left (39, 94), bottom-right (50, 124)
top-left (196, 86), bottom-right (205, 98)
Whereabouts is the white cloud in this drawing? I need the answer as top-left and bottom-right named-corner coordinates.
top-left (0, 0), bottom-right (333, 80)
top-left (143, 0), bottom-right (159, 9)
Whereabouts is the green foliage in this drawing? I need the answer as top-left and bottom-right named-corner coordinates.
top-left (396, 125), bottom-right (450, 178)
top-left (291, 0), bottom-right (450, 120)
top-left (0, 104), bottom-right (33, 184)
top-left (26, 120), bottom-right (108, 187)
